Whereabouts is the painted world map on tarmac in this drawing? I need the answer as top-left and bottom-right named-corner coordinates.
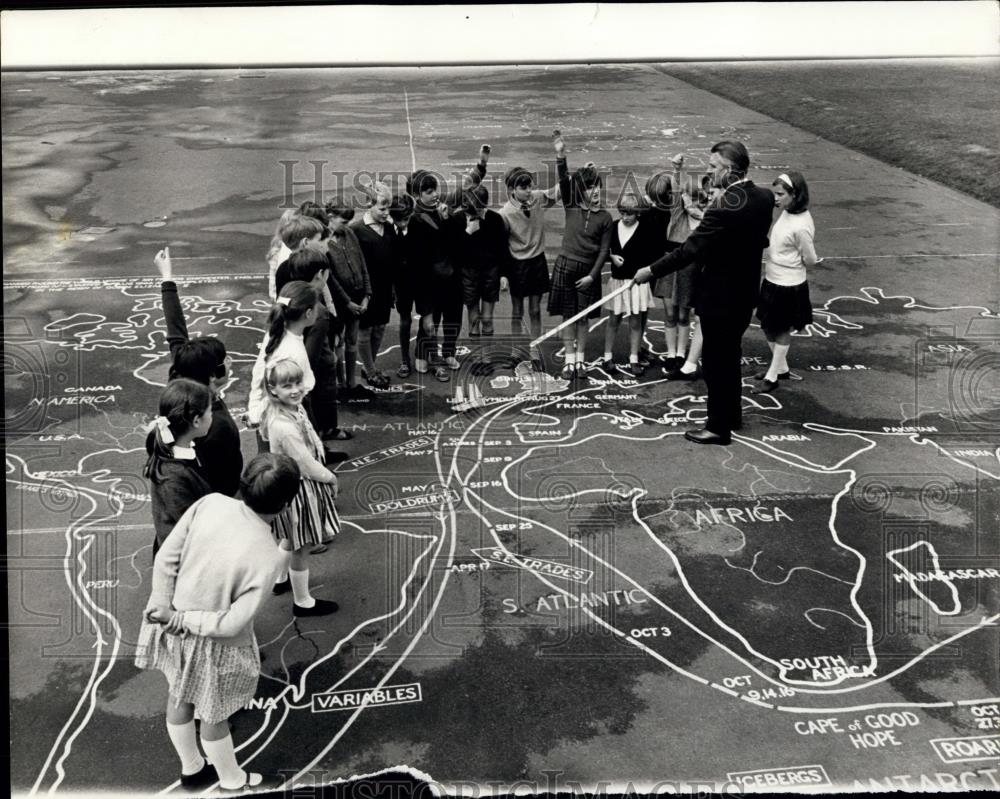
top-left (7, 271), bottom-right (1000, 795)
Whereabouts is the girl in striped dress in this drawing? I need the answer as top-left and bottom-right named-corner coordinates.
top-left (260, 357), bottom-right (341, 617)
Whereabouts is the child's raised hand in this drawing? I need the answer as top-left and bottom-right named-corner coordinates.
top-left (480, 144), bottom-right (491, 161)
top-left (437, 202), bottom-right (451, 219)
top-left (154, 247), bottom-right (173, 279)
top-left (553, 129), bottom-right (565, 157)
top-left (670, 153), bottom-right (685, 170)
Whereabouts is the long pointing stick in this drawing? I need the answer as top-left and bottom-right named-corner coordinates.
top-left (530, 279), bottom-right (636, 348)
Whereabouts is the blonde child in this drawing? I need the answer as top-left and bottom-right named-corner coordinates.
top-left (144, 378), bottom-right (213, 554)
top-left (136, 453), bottom-right (299, 792)
top-left (246, 281), bottom-right (317, 430)
top-left (350, 181), bottom-right (399, 389)
top-left (261, 358), bottom-right (340, 616)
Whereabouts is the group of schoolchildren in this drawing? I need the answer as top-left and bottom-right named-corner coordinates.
top-left (134, 132), bottom-right (818, 793)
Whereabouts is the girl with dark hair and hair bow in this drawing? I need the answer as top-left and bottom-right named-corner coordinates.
top-left (752, 171), bottom-right (818, 394)
top-left (144, 378), bottom-right (213, 554)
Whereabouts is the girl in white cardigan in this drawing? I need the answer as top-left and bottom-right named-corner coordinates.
top-left (753, 171), bottom-right (819, 394)
top-left (136, 453), bottom-right (300, 793)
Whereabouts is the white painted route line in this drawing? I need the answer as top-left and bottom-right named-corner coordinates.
top-left (469, 396), bottom-right (1000, 701)
top-left (403, 89), bottom-right (417, 173)
top-left (11, 453), bottom-right (130, 796)
top-left (281, 416), bottom-right (467, 789)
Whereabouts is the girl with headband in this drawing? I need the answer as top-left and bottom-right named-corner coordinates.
top-left (753, 171), bottom-right (819, 393)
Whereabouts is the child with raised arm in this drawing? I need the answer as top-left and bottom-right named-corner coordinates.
top-left (260, 358), bottom-right (340, 617)
top-left (136, 453), bottom-right (299, 793)
top-left (246, 281), bottom-right (317, 431)
top-left (498, 163), bottom-right (558, 366)
top-left (546, 131), bottom-right (614, 378)
top-left (752, 171), bottom-right (817, 394)
top-left (406, 169), bottom-right (464, 382)
top-left (154, 247), bottom-right (242, 496)
top-left (145, 379), bottom-right (214, 554)
top-left (649, 154), bottom-right (700, 371)
top-left (444, 144), bottom-right (491, 209)
top-left (455, 184), bottom-right (508, 338)
top-left (602, 193), bottom-right (658, 376)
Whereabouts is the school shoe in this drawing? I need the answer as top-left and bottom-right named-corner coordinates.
top-left (630, 362), bottom-right (644, 377)
top-left (664, 365), bottom-right (702, 381)
top-left (638, 347), bottom-right (652, 367)
top-left (434, 367), bottom-right (451, 382)
top-left (752, 379), bottom-right (779, 394)
top-left (217, 772), bottom-right (285, 794)
top-left (323, 448), bottom-right (350, 465)
top-left (272, 579), bottom-right (291, 596)
top-left (480, 322), bottom-right (494, 336)
top-left (443, 356), bottom-right (461, 370)
top-left (180, 762), bottom-right (218, 790)
top-left (602, 358), bottom-right (615, 371)
top-left (684, 427), bottom-right (731, 446)
top-left (347, 385), bottom-right (375, 399)
top-left (754, 369), bottom-right (790, 381)
top-left (414, 358), bottom-right (429, 374)
top-left (293, 599), bottom-right (339, 617)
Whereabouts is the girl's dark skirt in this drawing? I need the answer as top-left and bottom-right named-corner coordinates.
top-left (756, 278), bottom-right (814, 336)
top-left (547, 255), bottom-right (602, 319)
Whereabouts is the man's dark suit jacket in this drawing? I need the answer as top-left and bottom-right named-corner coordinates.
top-left (647, 180), bottom-right (775, 315)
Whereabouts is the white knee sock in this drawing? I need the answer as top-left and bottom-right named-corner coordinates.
top-left (166, 719), bottom-right (205, 775)
top-left (289, 567), bottom-right (315, 608)
top-left (768, 344), bottom-right (790, 381)
top-left (664, 325), bottom-right (678, 357)
top-left (676, 324), bottom-right (690, 358)
top-left (201, 734), bottom-right (246, 790)
top-left (275, 547), bottom-right (290, 584)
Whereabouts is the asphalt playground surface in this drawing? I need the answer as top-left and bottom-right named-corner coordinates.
top-left (4, 63), bottom-right (1000, 795)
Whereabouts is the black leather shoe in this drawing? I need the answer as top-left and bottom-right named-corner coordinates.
top-left (180, 762), bottom-right (218, 790)
top-left (752, 379), bottom-right (779, 394)
top-left (272, 579), bottom-right (291, 596)
top-left (685, 427), bottom-right (731, 445)
top-left (323, 448), bottom-right (350, 464)
top-left (754, 370), bottom-right (790, 381)
top-left (293, 598), bottom-right (339, 617)
top-left (218, 772), bottom-right (285, 794)
top-left (663, 366), bottom-right (701, 381)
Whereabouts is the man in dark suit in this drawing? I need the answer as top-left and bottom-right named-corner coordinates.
top-left (634, 141), bottom-right (774, 445)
